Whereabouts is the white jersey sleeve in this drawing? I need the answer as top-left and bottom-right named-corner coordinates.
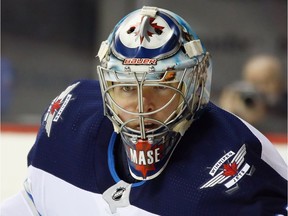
top-left (0, 190), bottom-right (38, 216)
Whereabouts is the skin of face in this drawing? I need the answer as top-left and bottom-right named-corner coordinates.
top-left (111, 83), bottom-right (181, 130)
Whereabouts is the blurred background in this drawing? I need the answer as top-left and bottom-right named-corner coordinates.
top-left (1, 0), bottom-right (287, 133)
top-left (0, 0), bottom-right (287, 202)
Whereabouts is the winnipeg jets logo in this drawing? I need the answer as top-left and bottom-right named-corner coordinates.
top-left (200, 144), bottom-right (255, 194)
top-left (118, 14), bottom-right (173, 49)
top-left (129, 16), bottom-right (164, 44)
top-left (43, 82), bottom-right (79, 137)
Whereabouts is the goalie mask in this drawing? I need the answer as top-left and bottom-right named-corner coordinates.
top-left (97, 6), bottom-right (212, 180)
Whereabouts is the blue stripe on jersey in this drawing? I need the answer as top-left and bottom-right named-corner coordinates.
top-left (108, 132), bottom-right (146, 187)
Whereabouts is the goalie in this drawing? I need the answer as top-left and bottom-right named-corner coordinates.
top-left (1, 6), bottom-right (287, 216)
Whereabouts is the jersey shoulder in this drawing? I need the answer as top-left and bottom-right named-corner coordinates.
top-left (28, 80), bottom-right (113, 192)
top-left (40, 80), bottom-right (104, 137)
top-left (165, 102), bottom-right (287, 214)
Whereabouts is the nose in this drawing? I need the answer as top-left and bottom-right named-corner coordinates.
top-left (138, 87), bottom-right (155, 113)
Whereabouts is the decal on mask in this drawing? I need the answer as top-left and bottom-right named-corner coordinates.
top-left (127, 139), bottom-right (164, 179)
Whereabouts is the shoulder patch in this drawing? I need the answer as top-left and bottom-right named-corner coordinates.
top-left (200, 144), bottom-right (255, 194)
top-left (43, 82), bottom-right (80, 137)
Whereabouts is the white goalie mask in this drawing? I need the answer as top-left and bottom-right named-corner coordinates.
top-left (97, 6), bottom-right (212, 180)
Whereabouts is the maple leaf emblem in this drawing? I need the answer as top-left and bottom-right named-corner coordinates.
top-left (44, 82), bottom-right (79, 137)
top-left (223, 162), bottom-right (238, 177)
top-left (50, 99), bottom-right (61, 114)
top-left (130, 16), bottom-right (164, 44)
top-left (200, 144), bottom-right (254, 193)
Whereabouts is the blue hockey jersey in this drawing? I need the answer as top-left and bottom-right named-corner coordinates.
top-left (5, 80), bottom-right (288, 215)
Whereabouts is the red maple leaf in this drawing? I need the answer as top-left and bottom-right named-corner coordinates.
top-left (223, 162), bottom-right (238, 177)
top-left (133, 17), bottom-right (164, 44)
top-left (50, 99), bottom-right (61, 114)
top-left (150, 18), bottom-right (164, 32)
top-left (134, 139), bottom-right (157, 179)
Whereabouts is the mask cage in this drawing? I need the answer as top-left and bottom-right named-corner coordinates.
top-left (97, 54), bottom-right (210, 141)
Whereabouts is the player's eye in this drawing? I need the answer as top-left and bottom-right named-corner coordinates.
top-left (122, 86), bottom-right (136, 92)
